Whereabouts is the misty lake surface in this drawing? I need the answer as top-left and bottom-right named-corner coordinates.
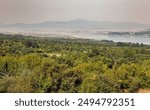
top-left (77, 35), bottom-right (150, 45)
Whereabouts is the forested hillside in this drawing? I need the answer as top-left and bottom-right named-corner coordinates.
top-left (0, 34), bottom-right (150, 93)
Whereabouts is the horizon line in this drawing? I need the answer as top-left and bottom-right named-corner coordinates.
top-left (1, 18), bottom-right (150, 25)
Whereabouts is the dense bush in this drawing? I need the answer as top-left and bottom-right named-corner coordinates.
top-left (0, 34), bottom-right (150, 93)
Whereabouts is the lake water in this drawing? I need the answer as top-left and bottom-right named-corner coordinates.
top-left (76, 35), bottom-right (150, 45)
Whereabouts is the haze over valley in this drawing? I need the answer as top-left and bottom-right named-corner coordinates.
top-left (1, 0), bottom-right (150, 44)
top-left (0, 19), bottom-right (150, 44)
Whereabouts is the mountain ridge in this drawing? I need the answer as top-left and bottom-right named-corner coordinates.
top-left (0, 19), bottom-right (150, 29)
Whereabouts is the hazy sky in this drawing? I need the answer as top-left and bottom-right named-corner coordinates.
top-left (0, 0), bottom-right (150, 24)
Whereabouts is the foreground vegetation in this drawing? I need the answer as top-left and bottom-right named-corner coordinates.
top-left (0, 33), bottom-right (150, 93)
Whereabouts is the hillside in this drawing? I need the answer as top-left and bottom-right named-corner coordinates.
top-left (0, 34), bottom-right (150, 93)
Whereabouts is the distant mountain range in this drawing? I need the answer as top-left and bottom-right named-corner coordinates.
top-left (0, 19), bottom-right (150, 30)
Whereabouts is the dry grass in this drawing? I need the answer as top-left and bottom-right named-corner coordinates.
top-left (138, 89), bottom-right (150, 93)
